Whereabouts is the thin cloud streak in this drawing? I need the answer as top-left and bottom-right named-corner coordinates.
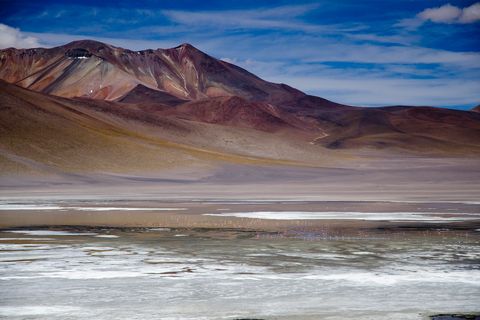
top-left (161, 4), bottom-right (364, 33)
top-left (288, 76), bottom-right (480, 107)
top-left (203, 33), bottom-right (480, 68)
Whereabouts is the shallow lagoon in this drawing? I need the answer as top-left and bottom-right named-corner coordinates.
top-left (1, 225), bottom-right (479, 320)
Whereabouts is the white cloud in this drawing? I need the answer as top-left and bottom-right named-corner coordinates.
top-left (418, 4), bottom-right (462, 24)
top-left (0, 24), bottom-right (41, 49)
top-left (417, 2), bottom-right (480, 25)
top-left (459, 2), bottom-right (480, 23)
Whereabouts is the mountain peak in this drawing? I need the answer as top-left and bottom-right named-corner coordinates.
top-left (174, 43), bottom-right (196, 50)
top-left (64, 39), bottom-right (111, 50)
top-left (171, 43), bottom-right (204, 55)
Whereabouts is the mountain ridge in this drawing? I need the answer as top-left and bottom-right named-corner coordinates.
top-left (1, 40), bottom-right (480, 176)
top-left (0, 39), bottom-right (314, 106)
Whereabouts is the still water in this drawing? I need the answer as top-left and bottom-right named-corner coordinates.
top-left (0, 226), bottom-right (479, 320)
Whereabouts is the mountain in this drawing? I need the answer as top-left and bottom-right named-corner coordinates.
top-left (0, 40), bottom-right (310, 104)
top-left (315, 106), bottom-right (480, 151)
top-left (472, 105), bottom-right (480, 113)
top-left (1, 40), bottom-right (480, 175)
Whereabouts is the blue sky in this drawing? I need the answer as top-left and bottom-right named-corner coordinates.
top-left (0, 0), bottom-right (479, 109)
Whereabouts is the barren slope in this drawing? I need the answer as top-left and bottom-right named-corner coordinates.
top-left (1, 81), bottom-right (351, 175)
top-left (1, 39), bottom-right (480, 170)
top-left (311, 106), bottom-right (480, 154)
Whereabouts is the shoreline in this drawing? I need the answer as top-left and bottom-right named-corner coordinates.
top-left (1, 199), bottom-right (479, 232)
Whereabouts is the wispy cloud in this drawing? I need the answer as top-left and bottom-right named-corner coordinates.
top-left (207, 33), bottom-right (480, 68)
top-left (302, 43), bottom-right (480, 68)
top-left (162, 4), bottom-right (357, 33)
top-left (288, 76), bottom-right (479, 107)
top-left (0, 24), bottom-right (41, 49)
top-left (222, 56), bottom-right (479, 107)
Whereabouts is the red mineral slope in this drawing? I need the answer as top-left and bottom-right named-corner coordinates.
top-left (166, 96), bottom-right (319, 133)
top-left (0, 40), bottom-right (321, 106)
